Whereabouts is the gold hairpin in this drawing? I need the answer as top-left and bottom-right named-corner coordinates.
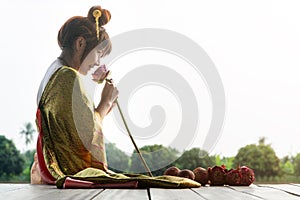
top-left (93, 10), bottom-right (102, 41)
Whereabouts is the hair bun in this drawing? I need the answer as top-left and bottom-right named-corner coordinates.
top-left (88, 6), bottom-right (111, 26)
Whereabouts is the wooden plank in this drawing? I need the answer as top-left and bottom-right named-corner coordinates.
top-left (0, 184), bottom-right (30, 193)
top-left (94, 189), bottom-right (149, 200)
top-left (291, 183), bottom-right (300, 187)
top-left (150, 188), bottom-right (206, 200)
top-left (192, 186), bottom-right (262, 200)
top-left (228, 185), bottom-right (300, 200)
top-left (2, 184), bottom-right (300, 200)
top-left (2, 184), bottom-right (103, 200)
top-left (258, 184), bottom-right (300, 197)
top-left (43, 187), bottom-right (104, 200)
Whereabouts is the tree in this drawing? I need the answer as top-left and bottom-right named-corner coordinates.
top-left (130, 144), bottom-right (179, 176)
top-left (19, 150), bottom-right (36, 182)
top-left (105, 143), bottom-right (130, 173)
top-left (20, 122), bottom-right (35, 146)
top-left (174, 148), bottom-right (215, 170)
top-left (233, 138), bottom-right (281, 178)
top-left (293, 153), bottom-right (300, 176)
top-left (280, 156), bottom-right (294, 176)
top-left (0, 135), bottom-right (25, 179)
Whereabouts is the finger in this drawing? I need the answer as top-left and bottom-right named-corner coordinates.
top-left (111, 102), bottom-right (117, 108)
top-left (104, 81), bottom-right (115, 91)
top-left (105, 78), bottom-right (114, 85)
top-left (111, 88), bottom-right (119, 101)
top-left (114, 88), bottom-right (119, 96)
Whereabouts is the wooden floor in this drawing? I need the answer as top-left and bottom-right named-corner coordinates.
top-left (1, 183), bottom-right (300, 200)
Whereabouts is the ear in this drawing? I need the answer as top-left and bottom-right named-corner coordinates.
top-left (75, 36), bottom-right (86, 51)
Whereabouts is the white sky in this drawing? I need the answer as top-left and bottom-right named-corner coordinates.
top-left (0, 0), bottom-right (300, 158)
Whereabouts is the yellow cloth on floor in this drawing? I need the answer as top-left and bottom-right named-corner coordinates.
top-left (56, 168), bottom-right (201, 188)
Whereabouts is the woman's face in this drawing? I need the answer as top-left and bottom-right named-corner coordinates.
top-left (79, 45), bottom-right (103, 75)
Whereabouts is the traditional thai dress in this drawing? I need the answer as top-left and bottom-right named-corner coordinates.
top-left (35, 59), bottom-right (107, 184)
top-left (32, 59), bottom-right (201, 189)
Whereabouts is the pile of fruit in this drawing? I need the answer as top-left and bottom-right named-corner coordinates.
top-left (163, 165), bottom-right (255, 186)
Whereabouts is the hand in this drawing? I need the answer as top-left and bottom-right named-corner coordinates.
top-left (92, 64), bottom-right (110, 83)
top-left (96, 79), bottom-right (119, 117)
top-left (101, 79), bottom-right (118, 103)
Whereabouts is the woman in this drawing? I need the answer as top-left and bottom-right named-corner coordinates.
top-left (31, 5), bottom-right (118, 184)
top-left (31, 5), bottom-right (200, 189)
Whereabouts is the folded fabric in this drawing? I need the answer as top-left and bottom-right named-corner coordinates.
top-left (62, 177), bottom-right (139, 189)
top-left (56, 168), bottom-right (201, 189)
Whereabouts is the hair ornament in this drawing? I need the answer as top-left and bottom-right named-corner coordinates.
top-left (93, 9), bottom-right (102, 41)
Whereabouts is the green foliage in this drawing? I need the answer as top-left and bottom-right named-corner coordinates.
top-left (0, 135), bottom-right (25, 180)
top-left (215, 155), bottom-right (234, 169)
top-left (233, 138), bottom-right (281, 179)
top-left (105, 143), bottom-right (130, 173)
top-left (174, 148), bottom-right (215, 170)
top-left (130, 144), bottom-right (179, 176)
top-left (1, 130), bottom-right (300, 184)
top-left (293, 153), bottom-right (300, 176)
top-left (0, 150), bottom-right (35, 183)
top-left (280, 156), bottom-right (294, 175)
top-left (19, 150), bottom-right (36, 182)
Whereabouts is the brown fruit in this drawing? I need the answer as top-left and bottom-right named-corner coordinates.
top-left (193, 167), bottom-right (209, 185)
top-left (225, 168), bottom-right (241, 186)
top-left (239, 166), bottom-right (255, 186)
top-left (209, 165), bottom-right (226, 186)
top-left (178, 169), bottom-right (195, 180)
top-left (164, 166), bottom-right (180, 176)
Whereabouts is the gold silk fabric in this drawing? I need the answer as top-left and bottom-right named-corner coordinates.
top-left (38, 66), bottom-right (107, 180)
top-left (56, 168), bottom-right (201, 189)
top-left (37, 66), bottom-right (201, 188)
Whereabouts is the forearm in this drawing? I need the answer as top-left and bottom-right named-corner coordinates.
top-left (96, 80), bottom-right (118, 118)
top-left (95, 100), bottom-right (112, 118)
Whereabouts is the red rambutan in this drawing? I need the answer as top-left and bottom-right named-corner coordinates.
top-left (163, 166), bottom-right (180, 176)
top-left (208, 165), bottom-right (226, 186)
top-left (193, 167), bottom-right (209, 185)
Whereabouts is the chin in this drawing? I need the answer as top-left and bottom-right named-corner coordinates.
top-left (79, 70), bottom-right (88, 76)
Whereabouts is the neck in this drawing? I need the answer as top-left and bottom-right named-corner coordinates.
top-left (58, 51), bottom-right (80, 70)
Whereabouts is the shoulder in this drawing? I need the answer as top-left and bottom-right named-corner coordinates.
top-left (40, 66), bottom-right (86, 107)
top-left (42, 66), bottom-right (80, 96)
top-left (56, 66), bottom-right (79, 79)
top-left (50, 66), bottom-right (80, 86)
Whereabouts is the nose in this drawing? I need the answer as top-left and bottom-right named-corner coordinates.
top-left (95, 61), bottom-right (100, 66)
top-left (95, 58), bottom-right (101, 66)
